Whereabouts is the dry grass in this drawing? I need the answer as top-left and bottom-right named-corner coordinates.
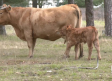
top-left (0, 21), bottom-right (112, 81)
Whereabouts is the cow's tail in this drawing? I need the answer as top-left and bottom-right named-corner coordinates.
top-left (75, 5), bottom-right (82, 28)
top-left (74, 5), bottom-right (83, 57)
top-left (70, 4), bottom-right (83, 57)
top-left (70, 4), bottom-right (82, 28)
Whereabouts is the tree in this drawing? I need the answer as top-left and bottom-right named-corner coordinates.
top-left (37, 0), bottom-right (43, 8)
top-left (104, 0), bottom-right (112, 36)
top-left (85, 0), bottom-right (94, 26)
top-left (32, 0), bottom-right (37, 8)
top-left (62, 0), bottom-right (103, 8)
top-left (68, 0), bottom-right (74, 4)
top-left (3, 0), bottom-right (29, 7)
top-left (75, 0), bottom-right (103, 8)
top-left (0, 0), bottom-right (6, 35)
top-left (32, 0), bottom-right (47, 8)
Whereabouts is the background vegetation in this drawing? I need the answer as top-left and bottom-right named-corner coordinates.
top-left (62, 0), bottom-right (104, 7)
top-left (3, 0), bottom-right (29, 7)
top-left (3, 0), bottom-right (104, 7)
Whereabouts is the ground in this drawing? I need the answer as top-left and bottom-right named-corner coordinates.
top-left (0, 21), bottom-right (112, 81)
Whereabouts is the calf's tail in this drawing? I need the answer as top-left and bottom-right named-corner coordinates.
top-left (94, 28), bottom-right (98, 40)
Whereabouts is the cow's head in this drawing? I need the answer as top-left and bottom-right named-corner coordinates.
top-left (0, 4), bottom-right (11, 25)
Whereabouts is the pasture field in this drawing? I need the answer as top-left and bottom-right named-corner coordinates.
top-left (0, 21), bottom-right (112, 81)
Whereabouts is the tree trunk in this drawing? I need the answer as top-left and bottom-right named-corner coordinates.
top-left (68, 0), bottom-right (74, 4)
top-left (85, 0), bottom-right (94, 26)
top-left (32, 0), bottom-right (37, 8)
top-left (0, 0), bottom-right (6, 35)
top-left (104, 0), bottom-right (112, 36)
top-left (38, 0), bottom-right (43, 8)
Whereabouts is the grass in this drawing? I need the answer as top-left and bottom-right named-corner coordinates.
top-left (0, 21), bottom-right (112, 81)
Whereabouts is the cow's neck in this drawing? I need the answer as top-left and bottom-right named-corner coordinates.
top-left (8, 7), bottom-right (27, 40)
top-left (8, 7), bottom-right (25, 28)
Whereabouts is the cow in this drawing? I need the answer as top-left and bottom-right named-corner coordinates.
top-left (61, 25), bottom-right (101, 60)
top-left (0, 4), bottom-right (83, 58)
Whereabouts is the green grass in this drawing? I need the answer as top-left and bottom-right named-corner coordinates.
top-left (0, 21), bottom-right (112, 81)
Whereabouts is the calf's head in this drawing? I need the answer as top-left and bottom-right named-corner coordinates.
top-left (66, 25), bottom-right (73, 32)
top-left (0, 4), bottom-right (11, 25)
top-left (60, 25), bottom-right (73, 36)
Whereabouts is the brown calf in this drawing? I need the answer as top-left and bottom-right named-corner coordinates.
top-left (61, 25), bottom-right (101, 60)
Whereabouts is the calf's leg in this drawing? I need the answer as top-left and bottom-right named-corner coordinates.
top-left (75, 44), bottom-right (79, 60)
top-left (93, 39), bottom-right (101, 60)
top-left (64, 42), bottom-right (73, 58)
top-left (87, 41), bottom-right (93, 60)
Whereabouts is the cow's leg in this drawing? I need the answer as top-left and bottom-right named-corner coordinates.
top-left (32, 38), bottom-right (36, 54)
top-left (28, 38), bottom-right (36, 58)
top-left (24, 30), bottom-right (36, 58)
top-left (93, 39), bottom-right (101, 60)
top-left (64, 42), bottom-right (72, 58)
top-left (87, 41), bottom-right (93, 60)
top-left (26, 38), bottom-right (33, 58)
top-left (74, 44), bottom-right (79, 60)
top-left (79, 43), bottom-right (84, 58)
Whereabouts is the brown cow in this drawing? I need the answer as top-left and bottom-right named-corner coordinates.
top-left (0, 4), bottom-right (83, 58)
top-left (61, 25), bottom-right (101, 60)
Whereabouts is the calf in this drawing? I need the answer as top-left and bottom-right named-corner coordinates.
top-left (61, 25), bottom-right (101, 60)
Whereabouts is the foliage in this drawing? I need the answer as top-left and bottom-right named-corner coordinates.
top-left (3, 0), bottom-right (104, 7)
top-left (3, 0), bottom-right (29, 7)
top-left (75, 0), bottom-right (104, 7)
top-left (60, 0), bottom-right (104, 7)
top-left (37, 0), bottom-right (47, 8)
top-left (93, 0), bottom-right (104, 6)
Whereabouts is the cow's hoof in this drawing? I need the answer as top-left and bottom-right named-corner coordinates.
top-left (62, 55), bottom-right (70, 59)
top-left (29, 56), bottom-right (33, 58)
top-left (66, 55), bottom-right (70, 58)
top-left (75, 57), bottom-right (78, 60)
top-left (98, 56), bottom-right (101, 60)
top-left (79, 55), bottom-right (84, 58)
top-left (88, 58), bottom-right (91, 60)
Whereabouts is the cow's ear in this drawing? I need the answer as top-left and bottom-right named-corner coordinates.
top-left (5, 5), bottom-right (11, 12)
top-left (2, 4), bottom-right (7, 7)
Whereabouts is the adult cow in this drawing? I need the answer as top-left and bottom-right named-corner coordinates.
top-left (0, 4), bottom-right (83, 58)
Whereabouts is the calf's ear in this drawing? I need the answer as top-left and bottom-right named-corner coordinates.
top-left (5, 5), bottom-right (11, 12)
